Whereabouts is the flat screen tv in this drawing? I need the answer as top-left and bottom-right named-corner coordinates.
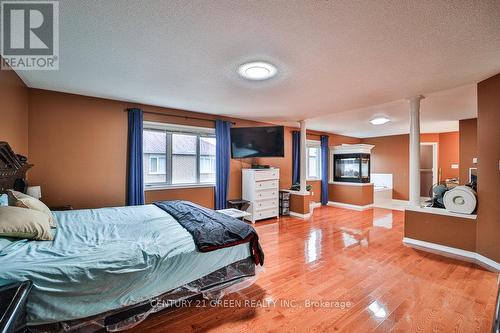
top-left (231, 126), bottom-right (284, 158)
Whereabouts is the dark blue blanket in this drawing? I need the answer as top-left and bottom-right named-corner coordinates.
top-left (154, 200), bottom-right (264, 265)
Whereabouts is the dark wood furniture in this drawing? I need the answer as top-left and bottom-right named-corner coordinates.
top-left (0, 280), bottom-right (32, 333)
top-left (0, 142), bottom-right (32, 194)
top-left (227, 199), bottom-right (250, 211)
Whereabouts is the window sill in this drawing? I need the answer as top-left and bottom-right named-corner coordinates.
top-left (307, 178), bottom-right (322, 182)
top-left (145, 184), bottom-right (215, 191)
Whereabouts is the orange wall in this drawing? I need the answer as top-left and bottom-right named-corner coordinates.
top-left (0, 64), bottom-right (29, 156)
top-left (307, 180), bottom-right (321, 202)
top-left (405, 76), bottom-right (499, 264)
top-left (362, 132), bottom-right (459, 200)
top-left (145, 187), bottom-right (214, 208)
top-left (328, 183), bottom-right (373, 206)
top-left (27, 88), bottom-right (358, 209)
top-left (421, 132), bottom-right (460, 181)
top-left (289, 193), bottom-right (310, 214)
top-left (459, 118), bottom-right (477, 185)
top-left (28, 89), bottom-right (129, 208)
top-left (476, 74), bottom-right (500, 263)
top-left (405, 210), bottom-right (476, 251)
top-left (362, 134), bottom-right (409, 200)
top-left (438, 132), bottom-right (459, 180)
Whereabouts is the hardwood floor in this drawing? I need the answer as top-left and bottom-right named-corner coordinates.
top-left (134, 206), bottom-right (499, 332)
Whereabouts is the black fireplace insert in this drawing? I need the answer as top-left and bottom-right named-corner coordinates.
top-left (333, 153), bottom-right (370, 183)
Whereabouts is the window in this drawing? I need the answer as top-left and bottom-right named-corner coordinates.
top-left (149, 155), bottom-right (166, 174)
top-left (200, 137), bottom-right (216, 183)
top-left (143, 122), bottom-right (216, 188)
top-left (306, 141), bottom-right (321, 180)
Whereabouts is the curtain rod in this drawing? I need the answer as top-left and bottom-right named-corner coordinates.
top-left (125, 109), bottom-right (236, 125)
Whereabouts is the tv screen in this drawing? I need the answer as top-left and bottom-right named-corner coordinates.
top-left (231, 126), bottom-right (284, 158)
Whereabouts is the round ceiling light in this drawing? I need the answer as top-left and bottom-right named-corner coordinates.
top-left (238, 61), bottom-right (277, 80)
top-left (370, 116), bottom-right (391, 125)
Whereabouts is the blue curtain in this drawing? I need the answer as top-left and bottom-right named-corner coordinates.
top-left (215, 120), bottom-right (231, 210)
top-left (292, 131), bottom-right (300, 184)
top-left (320, 135), bottom-right (329, 205)
top-left (127, 108), bottom-right (144, 206)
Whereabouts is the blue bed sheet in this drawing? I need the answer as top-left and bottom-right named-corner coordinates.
top-left (0, 205), bottom-right (251, 325)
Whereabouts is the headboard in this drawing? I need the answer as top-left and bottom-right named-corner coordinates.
top-left (0, 142), bottom-right (33, 193)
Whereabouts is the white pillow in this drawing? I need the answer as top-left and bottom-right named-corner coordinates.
top-left (0, 206), bottom-right (53, 241)
top-left (7, 190), bottom-right (56, 228)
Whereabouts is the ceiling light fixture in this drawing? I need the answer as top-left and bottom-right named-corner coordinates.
top-left (238, 61), bottom-right (277, 80)
top-left (369, 116), bottom-right (391, 125)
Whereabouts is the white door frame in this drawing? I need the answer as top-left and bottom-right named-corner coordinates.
top-left (420, 142), bottom-right (438, 186)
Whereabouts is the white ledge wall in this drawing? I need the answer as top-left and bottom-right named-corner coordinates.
top-left (403, 237), bottom-right (499, 272)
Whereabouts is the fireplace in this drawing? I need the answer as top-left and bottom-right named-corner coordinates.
top-left (330, 144), bottom-right (374, 184)
top-left (334, 153), bottom-right (370, 183)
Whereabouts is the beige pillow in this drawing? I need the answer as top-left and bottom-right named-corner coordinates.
top-left (0, 206), bottom-right (53, 241)
top-left (7, 190), bottom-right (56, 228)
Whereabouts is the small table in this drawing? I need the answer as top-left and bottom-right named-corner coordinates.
top-left (217, 208), bottom-right (251, 221)
top-left (227, 199), bottom-right (250, 211)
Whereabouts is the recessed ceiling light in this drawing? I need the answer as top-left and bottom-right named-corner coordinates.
top-left (370, 116), bottom-right (391, 125)
top-left (238, 61), bottom-right (277, 80)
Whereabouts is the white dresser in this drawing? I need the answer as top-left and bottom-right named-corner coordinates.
top-left (242, 168), bottom-right (280, 223)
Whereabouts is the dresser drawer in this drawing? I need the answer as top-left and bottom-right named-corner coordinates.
top-left (254, 169), bottom-right (279, 181)
top-left (255, 179), bottom-right (278, 190)
top-left (255, 188), bottom-right (278, 200)
top-left (254, 207), bottom-right (278, 220)
top-left (254, 198), bottom-right (278, 210)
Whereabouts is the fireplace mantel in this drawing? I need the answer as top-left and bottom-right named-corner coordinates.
top-left (329, 144), bottom-right (375, 184)
top-left (330, 144), bottom-right (375, 155)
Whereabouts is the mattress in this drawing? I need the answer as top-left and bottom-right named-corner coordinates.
top-left (0, 204), bottom-right (251, 325)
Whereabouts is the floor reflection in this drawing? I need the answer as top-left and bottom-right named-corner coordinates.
top-left (305, 228), bottom-right (322, 263)
top-left (372, 211), bottom-right (393, 229)
top-left (368, 300), bottom-right (387, 318)
top-left (339, 227), bottom-right (370, 248)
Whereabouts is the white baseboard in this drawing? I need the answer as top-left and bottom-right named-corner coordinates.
top-left (372, 203), bottom-right (405, 211)
top-left (392, 199), bottom-right (410, 206)
top-left (310, 202), bottom-right (322, 209)
top-left (372, 199), bottom-right (409, 211)
top-left (403, 237), bottom-right (500, 272)
top-left (327, 201), bottom-right (373, 211)
top-left (289, 211), bottom-right (311, 219)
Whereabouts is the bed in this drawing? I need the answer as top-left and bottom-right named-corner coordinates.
top-left (0, 142), bottom-right (260, 332)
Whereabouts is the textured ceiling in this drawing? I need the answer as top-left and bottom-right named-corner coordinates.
top-left (307, 84), bottom-right (477, 138)
top-left (15, 0), bottom-right (500, 137)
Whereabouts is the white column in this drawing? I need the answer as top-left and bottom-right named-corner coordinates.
top-left (299, 120), bottom-right (307, 193)
top-left (408, 95), bottom-right (424, 206)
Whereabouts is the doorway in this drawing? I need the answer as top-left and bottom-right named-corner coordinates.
top-left (420, 142), bottom-right (438, 197)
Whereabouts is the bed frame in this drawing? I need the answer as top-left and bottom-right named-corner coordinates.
top-left (31, 257), bottom-right (256, 332)
top-left (0, 141), bottom-right (32, 194)
top-left (1, 141), bottom-right (258, 332)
